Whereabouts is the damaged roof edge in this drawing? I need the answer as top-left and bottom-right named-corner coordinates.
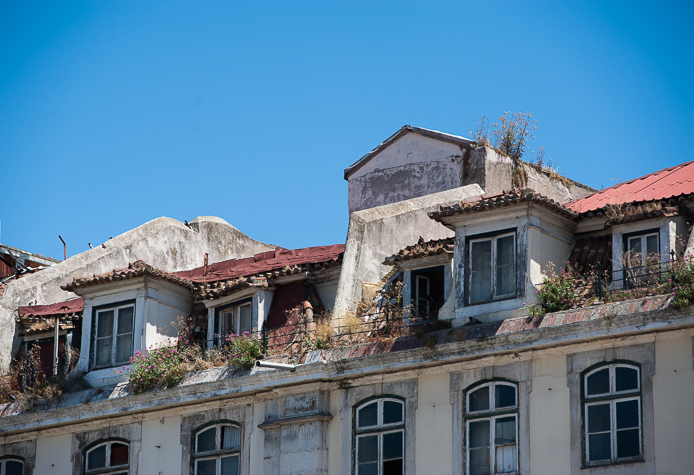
top-left (343, 125), bottom-right (477, 180)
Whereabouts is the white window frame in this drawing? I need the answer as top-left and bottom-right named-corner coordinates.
top-left (0, 458), bottom-right (24, 475)
top-left (93, 303), bottom-right (135, 369)
top-left (415, 274), bottom-right (430, 316)
top-left (84, 440), bottom-right (130, 474)
top-left (465, 382), bottom-right (519, 475)
top-left (219, 302), bottom-right (252, 337)
top-left (626, 232), bottom-right (660, 268)
top-left (192, 423), bottom-right (241, 475)
top-left (354, 398), bottom-right (405, 475)
top-left (468, 232), bottom-right (516, 304)
top-left (583, 364), bottom-right (642, 465)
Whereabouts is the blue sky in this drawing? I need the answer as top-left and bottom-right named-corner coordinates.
top-left (1, 1), bottom-right (692, 261)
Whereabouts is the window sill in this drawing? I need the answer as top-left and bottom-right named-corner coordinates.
top-left (581, 456), bottom-right (645, 470)
top-left (467, 294), bottom-right (518, 307)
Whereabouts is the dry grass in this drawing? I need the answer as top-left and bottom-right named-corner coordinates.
top-left (315, 317), bottom-right (334, 344)
top-left (604, 202), bottom-right (663, 222)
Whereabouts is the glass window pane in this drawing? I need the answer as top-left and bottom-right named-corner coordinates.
top-left (417, 276), bottom-right (429, 300)
top-left (358, 402), bottom-right (378, 428)
top-left (469, 447), bottom-right (491, 475)
top-left (494, 417), bottom-right (516, 445)
top-left (117, 307), bottom-right (134, 334)
top-left (196, 459), bottom-right (217, 475)
top-left (95, 338), bottom-right (113, 367)
top-left (646, 234), bottom-right (659, 255)
top-left (617, 428), bottom-right (640, 458)
top-left (588, 432), bottom-right (611, 461)
top-left (110, 442), bottom-right (129, 466)
top-left (97, 311), bottom-right (114, 338)
top-left (628, 238), bottom-right (643, 267)
top-left (87, 445), bottom-right (107, 470)
top-left (496, 264), bottom-right (515, 296)
top-left (495, 444), bottom-right (517, 473)
top-left (616, 400), bottom-right (639, 429)
top-left (221, 455), bottom-right (239, 475)
top-left (471, 241), bottom-right (492, 301)
top-left (469, 420), bottom-right (490, 449)
top-left (5, 461), bottom-right (23, 475)
top-left (471, 269), bottom-right (492, 301)
top-left (239, 305), bottom-right (251, 333)
top-left (587, 404), bottom-right (611, 433)
top-left (221, 425), bottom-right (240, 449)
top-left (383, 401), bottom-right (403, 424)
top-left (471, 241), bottom-right (492, 271)
top-left (357, 462), bottom-right (377, 475)
top-left (616, 367), bottom-right (638, 392)
top-left (469, 386), bottom-right (490, 412)
top-left (586, 369), bottom-right (609, 396)
top-left (357, 435), bottom-right (378, 463)
top-left (495, 385), bottom-right (516, 409)
top-left (383, 431), bottom-right (403, 460)
top-left (221, 310), bottom-right (234, 336)
top-left (383, 458), bottom-right (403, 475)
top-left (115, 334), bottom-right (133, 364)
top-left (196, 427), bottom-right (216, 453)
top-left (496, 235), bottom-right (514, 266)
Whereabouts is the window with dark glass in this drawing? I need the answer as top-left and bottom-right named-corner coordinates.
top-left (355, 398), bottom-right (404, 475)
top-left (0, 458), bottom-right (24, 475)
top-left (92, 303), bottom-right (135, 369)
top-left (583, 363), bottom-right (641, 465)
top-left (465, 381), bottom-right (518, 475)
top-left (411, 266), bottom-right (445, 318)
top-left (193, 423), bottom-right (241, 475)
top-left (85, 441), bottom-right (129, 474)
top-left (469, 233), bottom-right (515, 304)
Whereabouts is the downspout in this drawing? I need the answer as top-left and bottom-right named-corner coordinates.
top-left (53, 316), bottom-right (59, 377)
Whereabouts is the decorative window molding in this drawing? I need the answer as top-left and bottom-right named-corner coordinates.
top-left (91, 301), bottom-right (135, 370)
top-left (0, 457), bottom-right (24, 475)
top-left (192, 422), bottom-right (241, 475)
top-left (467, 230), bottom-right (516, 305)
top-left (83, 440), bottom-right (130, 474)
top-left (354, 397), bottom-right (405, 475)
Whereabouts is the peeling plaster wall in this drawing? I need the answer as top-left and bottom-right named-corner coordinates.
top-left (0, 216), bottom-right (274, 366)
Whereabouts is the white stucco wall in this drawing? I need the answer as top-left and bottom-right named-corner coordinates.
top-left (416, 373), bottom-right (453, 475)
top-left (139, 416), bottom-right (182, 475)
top-left (35, 434), bottom-right (72, 475)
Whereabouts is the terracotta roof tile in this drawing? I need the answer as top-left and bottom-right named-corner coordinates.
top-left (384, 237), bottom-right (454, 265)
top-left (61, 261), bottom-right (195, 292)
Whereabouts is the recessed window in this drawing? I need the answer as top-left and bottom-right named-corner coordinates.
top-left (626, 232), bottom-right (659, 269)
top-left (469, 233), bottom-right (516, 304)
top-left (0, 458), bottom-right (23, 475)
top-left (412, 266), bottom-right (445, 318)
top-left (85, 441), bottom-right (130, 474)
top-left (355, 398), bottom-right (404, 475)
top-left (465, 382), bottom-right (518, 475)
top-left (583, 363), bottom-right (641, 465)
top-left (219, 302), bottom-right (252, 338)
top-left (193, 423), bottom-right (241, 475)
top-left (93, 303), bottom-right (135, 369)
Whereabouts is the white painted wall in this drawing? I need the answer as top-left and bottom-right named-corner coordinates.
top-left (35, 434), bottom-right (72, 475)
top-left (139, 416), bottom-right (182, 475)
top-left (250, 401), bottom-right (265, 475)
top-left (415, 373), bottom-right (453, 475)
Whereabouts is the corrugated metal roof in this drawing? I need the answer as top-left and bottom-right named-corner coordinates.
top-left (18, 297), bottom-right (84, 317)
top-left (567, 160), bottom-right (694, 214)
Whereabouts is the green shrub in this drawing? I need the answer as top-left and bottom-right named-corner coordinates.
top-left (118, 344), bottom-right (184, 394)
top-left (670, 254), bottom-right (694, 309)
top-left (226, 332), bottom-right (263, 370)
top-left (533, 263), bottom-right (579, 314)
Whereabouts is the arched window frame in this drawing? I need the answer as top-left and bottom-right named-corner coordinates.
top-left (0, 456), bottom-right (24, 475)
top-left (464, 380), bottom-right (519, 475)
top-left (353, 396), bottom-right (405, 475)
top-left (83, 438), bottom-right (130, 474)
top-left (191, 421), bottom-right (242, 475)
top-left (582, 361), bottom-right (642, 466)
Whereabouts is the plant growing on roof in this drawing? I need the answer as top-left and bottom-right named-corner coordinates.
top-left (670, 253), bottom-right (694, 309)
top-left (226, 332), bottom-right (263, 370)
top-left (533, 262), bottom-right (580, 313)
top-left (117, 343), bottom-right (184, 394)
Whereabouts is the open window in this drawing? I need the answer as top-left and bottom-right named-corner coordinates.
top-left (468, 232), bottom-right (516, 305)
top-left (85, 440), bottom-right (130, 474)
top-left (92, 302), bottom-right (135, 369)
top-left (354, 397), bottom-right (405, 475)
top-left (411, 266), bottom-right (445, 318)
top-left (0, 458), bottom-right (23, 475)
top-left (623, 230), bottom-right (661, 287)
top-left (216, 300), bottom-right (252, 344)
top-left (192, 423), bottom-right (241, 475)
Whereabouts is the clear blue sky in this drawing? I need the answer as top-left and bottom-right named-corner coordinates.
top-left (1, 1), bottom-right (692, 261)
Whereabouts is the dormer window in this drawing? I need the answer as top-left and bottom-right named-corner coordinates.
top-left (216, 299), bottom-right (253, 343)
top-left (625, 231), bottom-right (659, 269)
top-left (92, 302), bottom-right (135, 369)
top-left (469, 231), bottom-right (516, 304)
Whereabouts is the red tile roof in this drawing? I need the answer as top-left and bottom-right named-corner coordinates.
top-left (384, 237), bottom-right (454, 265)
top-left (177, 245), bottom-right (345, 284)
top-left (18, 298), bottom-right (85, 317)
top-left (567, 160), bottom-right (694, 214)
top-left (62, 260), bottom-right (196, 292)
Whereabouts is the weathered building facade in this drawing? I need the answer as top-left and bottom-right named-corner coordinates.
top-left (1, 126), bottom-right (694, 475)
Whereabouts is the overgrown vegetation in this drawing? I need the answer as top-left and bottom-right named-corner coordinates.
top-left (670, 253), bottom-right (694, 309)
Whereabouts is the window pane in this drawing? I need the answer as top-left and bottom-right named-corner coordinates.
top-left (495, 444), bottom-right (517, 473)
top-left (196, 459), bottom-right (217, 475)
top-left (357, 462), bottom-right (377, 475)
top-left (469, 386), bottom-right (489, 412)
top-left (616, 400), bottom-right (639, 429)
top-left (471, 241), bottom-right (492, 301)
top-left (646, 234), bottom-right (659, 256)
top-left (586, 368), bottom-right (609, 396)
top-left (495, 385), bottom-right (516, 409)
top-left (196, 427), bottom-right (216, 453)
top-left (617, 428), bottom-right (640, 458)
top-left (383, 459), bottom-right (403, 475)
top-left (383, 431), bottom-right (403, 460)
top-left (221, 310), bottom-right (234, 336)
top-left (239, 305), bottom-right (251, 333)
top-left (588, 433), bottom-right (611, 461)
top-left (115, 334), bottom-right (133, 364)
top-left (469, 420), bottom-right (490, 449)
top-left (5, 461), bottom-right (23, 475)
top-left (628, 238), bottom-right (643, 267)
top-left (471, 241), bottom-right (492, 271)
top-left (358, 402), bottom-right (378, 428)
top-left (587, 404), bottom-right (611, 433)
top-left (117, 307), bottom-right (134, 334)
top-left (110, 442), bottom-right (129, 466)
top-left (471, 269), bottom-right (492, 301)
top-left (95, 338), bottom-right (113, 367)
top-left (496, 264), bottom-right (515, 296)
top-left (221, 425), bottom-right (240, 449)
top-left (221, 455), bottom-right (239, 475)
top-left (357, 435), bottom-right (378, 463)
top-left (383, 401), bottom-right (403, 424)
top-left (469, 447), bottom-right (491, 475)
top-left (496, 235), bottom-right (514, 266)
top-left (615, 367), bottom-right (638, 392)
top-left (494, 417), bottom-right (516, 445)
top-left (417, 276), bottom-right (429, 300)
top-left (97, 310), bottom-right (114, 338)
top-left (88, 445), bottom-right (107, 470)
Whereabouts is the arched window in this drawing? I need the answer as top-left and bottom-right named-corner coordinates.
top-left (583, 362), bottom-right (641, 465)
top-left (193, 423), bottom-right (241, 475)
top-left (84, 440), bottom-right (130, 474)
top-left (0, 457), bottom-right (24, 475)
top-left (354, 397), bottom-right (404, 475)
top-left (465, 381), bottom-right (518, 475)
